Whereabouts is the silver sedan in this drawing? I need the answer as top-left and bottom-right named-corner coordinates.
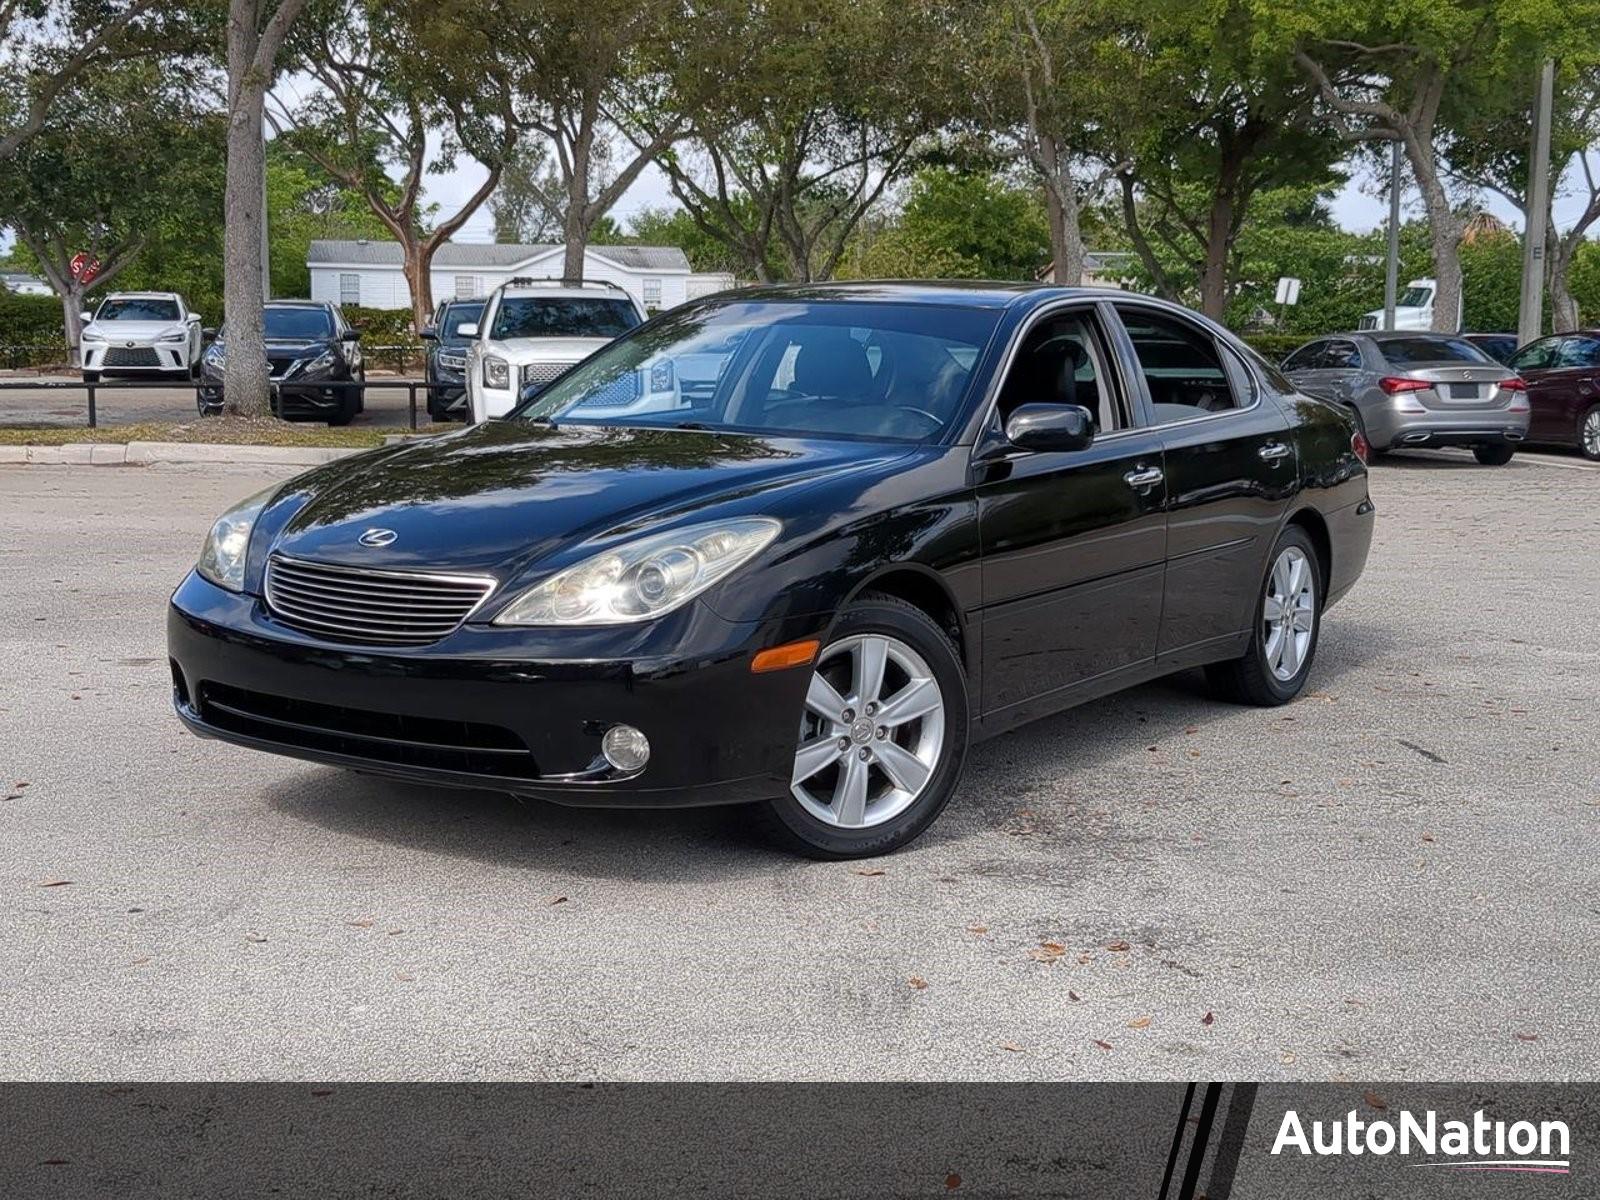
top-left (1282, 332), bottom-right (1530, 464)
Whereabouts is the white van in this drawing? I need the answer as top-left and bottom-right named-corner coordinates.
top-left (1358, 278), bottom-right (1461, 332)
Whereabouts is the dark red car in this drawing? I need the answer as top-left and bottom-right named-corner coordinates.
top-left (1507, 333), bottom-right (1600, 460)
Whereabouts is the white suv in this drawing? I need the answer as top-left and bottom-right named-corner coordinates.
top-left (80, 291), bottom-right (204, 382)
top-left (464, 279), bottom-right (659, 421)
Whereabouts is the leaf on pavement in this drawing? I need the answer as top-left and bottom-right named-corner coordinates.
top-left (853, 867), bottom-right (886, 876)
top-left (38, 879), bottom-right (72, 887)
top-left (1068, 991), bottom-right (1081, 1002)
top-left (1093, 1039), bottom-right (1113, 1051)
top-left (344, 919), bottom-right (374, 928)
top-left (1104, 939), bottom-right (1131, 952)
top-left (1515, 1032), bottom-right (1539, 1042)
top-left (999, 1041), bottom-right (1023, 1053)
top-left (243, 932), bottom-right (267, 943)
top-left (546, 895), bottom-right (568, 905)
top-left (1201, 1011), bottom-right (1215, 1026)
top-left (966, 924), bottom-right (988, 935)
top-left (908, 976), bottom-right (928, 990)
top-left (1127, 1016), bottom-right (1152, 1030)
top-left (945, 1173), bottom-right (961, 1190)
top-left (1029, 941), bottom-right (1066, 962)
top-left (1364, 1091), bottom-right (1387, 1111)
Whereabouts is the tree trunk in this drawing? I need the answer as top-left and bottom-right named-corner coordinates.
top-left (59, 286), bottom-right (85, 365)
top-left (561, 130), bottom-right (592, 282)
top-left (1198, 164), bottom-right (1241, 321)
top-left (222, 1), bottom-right (272, 418)
top-left (402, 240), bottom-right (434, 333)
top-left (1550, 235), bottom-right (1580, 333)
top-left (1407, 147), bottom-right (1462, 333)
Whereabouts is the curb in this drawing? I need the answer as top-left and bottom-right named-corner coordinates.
top-left (0, 440), bottom-right (371, 467)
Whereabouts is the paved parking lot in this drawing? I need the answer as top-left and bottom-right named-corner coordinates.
top-left (0, 372), bottom-right (433, 429)
top-left (1, 451), bottom-right (1596, 1081)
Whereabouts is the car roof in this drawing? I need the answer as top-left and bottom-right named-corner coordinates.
top-left (102, 291), bottom-right (182, 300)
top-left (692, 280), bottom-right (1136, 311)
top-left (264, 299), bottom-right (333, 309)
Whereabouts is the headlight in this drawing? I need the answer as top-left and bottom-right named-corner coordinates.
top-left (81, 327), bottom-right (106, 343)
top-left (649, 358), bottom-right (674, 392)
top-left (159, 328), bottom-right (188, 343)
top-left (203, 342), bottom-right (226, 369)
top-left (303, 350), bottom-right (338, 375)
top-left (494, 517), bottom-right (781, 626)
top-left (196, 484), bottom-right (278, 591)
top-left (483, 356), bottom-right (509, 389)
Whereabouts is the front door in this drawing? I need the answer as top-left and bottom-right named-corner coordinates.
top-left (1510, 337), bottom-right (1574, 443)
top-left (976, 306), bottom-right (1167, 724)
top-left (1110, 302), bottom-right (1296, 661)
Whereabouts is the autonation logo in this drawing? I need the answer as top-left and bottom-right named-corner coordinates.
top-left (1272, 1108), bottom-right (1571, 1175)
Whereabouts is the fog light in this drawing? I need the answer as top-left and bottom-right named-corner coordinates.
top-left (602, 724), bottom-right (650, 773)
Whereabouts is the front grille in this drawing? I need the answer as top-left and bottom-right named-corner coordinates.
top-left (264, 555), bottom-right (495, 647)
top-left (521, 361), bottom-right (571, 390)
top-left (104, 346), bottom-right (160, 367)
top-left (197, 682), bottom-right (537, 777)
top-left (267, 354), bottom-right (303, 380)
top-left (569, 370), bottom-right (642, 410)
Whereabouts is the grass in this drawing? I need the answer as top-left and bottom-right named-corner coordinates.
top-left (0, 417), bottom-right (400, 448)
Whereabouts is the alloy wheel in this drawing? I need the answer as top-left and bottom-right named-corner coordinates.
top-left (791, 633), bottom-right (946, 829)
top-left (1583, 408), bottom-right (1600, 460)
top-left (1263, 546), bottom-right (1316, 682)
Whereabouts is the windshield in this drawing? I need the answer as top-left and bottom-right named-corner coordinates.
top-left (1398, 286), bottom-right (1433, 308)
top-left (263, 307), bottom-right (335, 339)
top-left (442, 302), bottom-right (484, 338)
top-left (514, 299), bottom-right (998, 444)
top-left (96, 298), bottom-right (179, 322)
top-left (1380, 336), bottom-right (1491, 366)
top-left (491, 296), bottom-right (640, 340)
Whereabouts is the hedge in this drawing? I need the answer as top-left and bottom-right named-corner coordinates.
top-left (0, 293), bottom-right (69, 366)
top-left (1237, 333), bottom-right (1308, 364)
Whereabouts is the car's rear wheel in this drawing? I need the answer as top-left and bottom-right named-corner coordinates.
top-left (1206, 526), bottom-right (1322, 706)
top-left (1473, 443), bottom-right (1515, 465)
top-left (759, 594), bottom-right (968, 859)
top-left (1579, 405), bottom-right (1600, 462)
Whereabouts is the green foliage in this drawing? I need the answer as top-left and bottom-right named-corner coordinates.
top-left (265, 149), bottom-right (394, 300)
top-left (0, 292), bottom-right (66, 352)
top-left (625, 206), bottom-right (762, 275)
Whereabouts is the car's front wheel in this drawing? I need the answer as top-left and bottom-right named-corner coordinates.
top-left (760, 594), bottom-right (968, 859)
top-left (1206, 526), bottom-right (1322, 706)
top-left (1579, 404), bottom-right (1600, 462)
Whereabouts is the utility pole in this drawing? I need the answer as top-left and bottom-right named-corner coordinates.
top-left (1518, 59), bottom-right (1555, 345)
top-left (1383, 138), bottom-right (1401, 331)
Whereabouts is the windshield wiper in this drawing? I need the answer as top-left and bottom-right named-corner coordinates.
top-left (670, 420), bottom-right (713, 431)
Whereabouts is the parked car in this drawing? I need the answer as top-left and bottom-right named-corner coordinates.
top-left (79, 292), bottom-right (203, 382)
top-left (1356, 278), bottom-right (1461, 332)
top-left (1281, 331), bottom-right (1529, 463)
top-left (465, 278), bottom-right (647, 421)
top-left (1505, 332), bottom-right (1600, 461)
top-left (168, 284), bottom-right (1373, 858)
top-left (419, 298), bottom-right (484, 422)
top-left (1463, 333), bottom-right (1519, 365)
top-left (198, 300), bottom-right (365, 424)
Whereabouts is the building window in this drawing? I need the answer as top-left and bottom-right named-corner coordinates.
top-left (339, 273), bottom-right (360, 306)
top-left (642, 277), bottom-right (662, 308)
top-left (455, 274), bottom-right (480, 300)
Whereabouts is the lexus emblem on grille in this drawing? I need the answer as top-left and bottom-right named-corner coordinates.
top-left (125, 341), bottom-right (136, 348)
top-left (358, 528), bottom-right (397, 547)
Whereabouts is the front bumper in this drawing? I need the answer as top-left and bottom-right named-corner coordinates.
top-left (83, 341), bottom-right (190, 373)
top-left (197, 372), bottom-right (357, 418)
top-left (167, 571), bottom-right (819, 807)
top-left (1364, 403), bottom-right (1530, 451)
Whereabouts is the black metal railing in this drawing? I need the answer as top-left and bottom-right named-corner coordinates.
top-left (0, 375), bottom-right (459, 431)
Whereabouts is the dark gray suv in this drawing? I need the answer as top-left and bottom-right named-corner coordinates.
top-left (1282, 332), bottom-right (1530, 464)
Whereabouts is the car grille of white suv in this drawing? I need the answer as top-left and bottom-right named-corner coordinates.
top-left (520, 362), bottom-right (570, 390)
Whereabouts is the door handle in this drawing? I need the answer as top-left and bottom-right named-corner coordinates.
top-left (1258, 442), bottom-right (1292, 463)
top-left (1123, 466), bottom-right (1164, 489)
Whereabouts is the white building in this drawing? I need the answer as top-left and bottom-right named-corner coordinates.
top-left (306, 240), bottom-right (704, 317)
top-left (1, 271), bottom-right (53, 297)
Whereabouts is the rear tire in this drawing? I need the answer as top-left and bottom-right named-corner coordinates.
top-left (1206, 525), bottom-right (1323, 707)
top-left (1579, 404), bottom-right (1600, 462)
top-left (758, 593), bottom-right (969, 859)
top-left (1473, 443), bottom-right (1515, 466)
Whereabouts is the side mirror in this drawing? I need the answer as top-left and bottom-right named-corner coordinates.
top-left (340, 328), bottom-right (361, 342)
top-left (457, 322), bottom-right (479, 338)
top-left (80, 311), bottom-right (93, 323)
top-left (1004, 403), bottom-right (1095, 453)
top-left (202, 327), bottom-right (218, 339)
top-left (419, 325), bottom-right (438, 341)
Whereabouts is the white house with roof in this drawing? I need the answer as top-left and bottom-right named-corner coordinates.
top-left (305, 240), bottom-right (714, 316)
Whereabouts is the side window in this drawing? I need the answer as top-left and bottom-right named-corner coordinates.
top-left (1511, 339), bottom-right (1560, 371)
top-left (995, 310), bottom-right (1124, 433)
top-left (1558, 337), bottom-right (1600, 367)
top-left (1282, 342), bottom-right (1325, 372)
top-left (1116, 308), bottom-right (1242, 424)
top-left (1325, 339), bottom-right (1363, 369)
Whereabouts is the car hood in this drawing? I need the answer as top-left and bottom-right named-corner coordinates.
top-left (87, 321), bottom-right (186, 340)
top-left (485, 336), bottom-right (613, 363)
top-left (260, 420), bottom-right (910, 578)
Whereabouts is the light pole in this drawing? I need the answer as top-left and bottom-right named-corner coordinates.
top-left (1383, 138), bottom-right (1401, 331)
top-left (1518, 59), bottom-right (1556, 345)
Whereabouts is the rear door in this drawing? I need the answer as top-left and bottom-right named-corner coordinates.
top-left (1508, 337), bottom-right (1572, 442)
top-left (1110, 302), bottom-right (1295, 661)
top-left (975, 303), bottom-right (1167, 721)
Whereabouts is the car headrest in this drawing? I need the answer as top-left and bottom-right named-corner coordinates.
top-left (792, 333), bottom-right (874, 400)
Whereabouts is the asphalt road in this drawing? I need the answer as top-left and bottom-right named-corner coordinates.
top-left (1, 450), bottom-right (1596, 1081)
top-left (0, 372), bottom-right (436, 429)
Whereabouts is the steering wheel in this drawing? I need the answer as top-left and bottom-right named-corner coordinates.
top-left (892, 406), bottom-right (944, 434)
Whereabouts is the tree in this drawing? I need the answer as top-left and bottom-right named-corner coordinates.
top-left (223, 0), bottom-right (312, 416)
top-left (0, 0), bottom-right (171, 163)
top-left (1109, 1), bottom-right (1341, 319)
top-left (0, 62), bottom-right (222, 358)
top-left (489, 141), bottom-right (566, 244)
top-left (264, 146), bottom-right (394, 299)
top-left (652, 0), bottom-right (949, 282)
top-left (272, 0), bottom-right (522, 330)
top-left (491, 0), bottom-right (684, 281)
top-left (625, 205), bottom-right (768, 276)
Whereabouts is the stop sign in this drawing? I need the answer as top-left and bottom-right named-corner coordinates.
top-left (69, 252), bottom-right (101, 283)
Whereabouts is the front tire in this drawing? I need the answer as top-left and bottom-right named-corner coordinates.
top-left (1206, 526), bottom-right (1322, 706)
top-left (759, 594), bottom-right (969, 859)
top-left (1473, 443), bottom-right (1515, 466)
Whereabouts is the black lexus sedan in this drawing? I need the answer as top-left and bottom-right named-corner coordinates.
top-left (198, 300), bottom-right (366, 424)
top-left (419, 297), bottom-right (484, 421)
top-left (169, 284), bottom-right (1374, 858)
